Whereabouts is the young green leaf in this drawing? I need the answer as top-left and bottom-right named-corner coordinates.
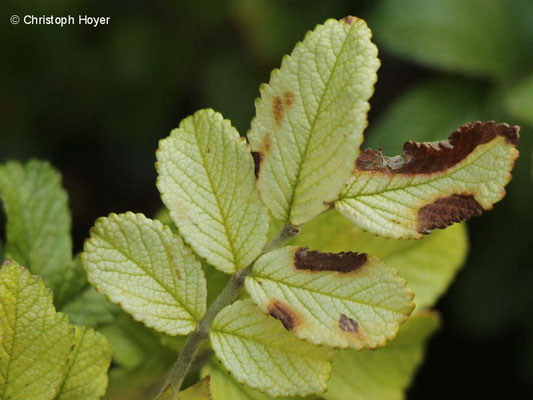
top-left (337, 122), bottom-right (519, 239)
top-left (246, 246), bottom-right (414, 349)
top-left (82, 212), bottom-right (207, 335)
top-left (0, 260), bottom-right (74, 400)
top-left (323, 312), bottom-right (440, 400)
top-left (248, 16), bottom-right (379, 225)
top-left (62, 286), bottom-right (120, 327)
top-left (56, 326), bottom-right (112, 400)
top-left (156, 109), bottom-right (269, 274)
top-left (209, 299), bottom-right (335, 397)
top-left (0, 161), bottom-right (74, 304)
top-left (292, 210), bottom-right (467, 310)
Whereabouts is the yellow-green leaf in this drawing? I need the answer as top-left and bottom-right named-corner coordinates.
top-left (82, 212), bottom-right (206, 335)
top-left (0, 161), bottom-right (74, 304)
top-left (156, 376), bottom-right (211, 400)
top-left (337, 121), bottom-right (519, 238)
top-left (156, 109), bottom-right (269, 274)
top-left (248, 17), bottom-right (379, 225)
top-left (292, 210), bottom-right (467, 310)
top-left (323, 312), bottom-right (440, 400)
top-left (210, 300), bottom-right (335, 397)
top-left (56, 326), bottom-right (112, 400)
top-left (246, 246), bottom-right (414, 349)
top-left (0, 260), bottom-right (74, 400)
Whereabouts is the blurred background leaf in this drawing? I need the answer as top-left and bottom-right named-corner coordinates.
top-left (1, 0), bottom-right (532, 398)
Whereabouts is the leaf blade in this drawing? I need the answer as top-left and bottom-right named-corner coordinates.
top-left (82, 212), bottom-right (207, 335)
top-left (246, 246), bottom-right (414, 349)
top-left (157, 109), bottom-right (269, 273)
top-left (337, 122), bottom-right (519, 238)
top-left (210, 299), bottom-right (335, 397)
top-left (56, 326), bottom-right (112, 400)
top-left (248, 17), bottom-right (379, 225)
top-left (0, 260), bottom-right (74, 400)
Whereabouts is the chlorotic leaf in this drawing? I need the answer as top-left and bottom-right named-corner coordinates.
top-left (323, 312), bottom-right (440, 400)
top-left (246, 246), bottom-right (414, 349)
top-left (337, 121), bottom-right (519, 239)
top-left (203, 359), bottom-right (309, 400)
top-left (156, 109), bottom-right (269, 274)
top-left (156, 376), bottom-right (211, 400)
top-left (292, 210), bottom-right (468, 310)
top-left (82, 212), bottom-right (207, 335)
top-left (0, 161), bottom-right (74, 304)
top-left (0, 260), bottom-right (74, 400)
top-left (210, 299), bottom-right (335, 397)
top-left (56, 326), bottom-right (112, 400)
top-left (248, 16), bottom-right (379, 225)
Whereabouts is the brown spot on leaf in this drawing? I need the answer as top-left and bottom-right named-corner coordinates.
top-left (417, 194), bottom-right (484, 234)
top-left (339, 314), bottom-right (359, 333)
top-left (251, 151), bottom-right (261, 178)
top-left (294, 247), bottom-right (367, 273)
top-left (341, 15), bottom-right (358, 25)
top-left (283, 91), bottom-right (295, 107)
top-left (268, 301), bottom-right (298, 330)
top-left (356, 121), bottom-right (520, 175)
top-left (272, 96), bottom-right (284, 128)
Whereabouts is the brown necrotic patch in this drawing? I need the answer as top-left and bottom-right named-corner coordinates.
top-left (294, 247), bottom-right (367, 273)
top-left (339, 314), bottom-right (359, 333)
top-left (251, 151), bottom-right (261, 178)
top-left (341, 15), bottom-right (358, 25)
top-left (283, 91), bottom-right (294, 107)
top-left (272, 96), bottom-right (284, 128)
top-left (356, 121), bottom-right (520, 175)
top-left (417, 194), bottom-right (484, 234)
top-left (268, 301), bottom-right (299, 331)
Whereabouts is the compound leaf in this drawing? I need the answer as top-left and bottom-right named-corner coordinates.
top-left (157, 109), bottom-right (269, 274)
top-left (56, 326), bottom-right (112, 400)
top-left (0, 260), bottom-right (74, 400)
top-left (0, 161), bottom-right (74, 304)
top-left (337, 122), bottom-right (519, 238)
top-left (82, 212), bottom-right (206, 335)
top-left (248, 17), bottom-right (379, 225)
top-left (323, 312), bottom-right (440, 400)
top-left (210, 299), bottom-right (335, 397)
top-left (246, 246), bottom-right (414, 349)
top-left (292, 210), bottom-right (467, 310)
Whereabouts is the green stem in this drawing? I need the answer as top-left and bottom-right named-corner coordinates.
top-left (159, 223), bottom-right (299, 396)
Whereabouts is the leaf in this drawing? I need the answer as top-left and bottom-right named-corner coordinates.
top-left (209, 299), bottom-right (335, 397)
top-left (364, 78), bottom-right (487, 155)
top-left (62, 286), bottom-right (120, 328)
top-left (337, 121), bottom-right (519, 239)
top-left (157, 376), bottom-right (211, 400)
top-left (246, 246), bottom-right (414, 349)
top-left (0, 160), bottom-right (74, 305)
top-left (369, 0), bottom-right (530, 78)
top-left (248, 16), bottom-right (379, 225)
top-left (56, 326), bottom-right (112, 400)
top-left (82, 212), bottom-right (207, 335)
top-left (203, 359), bottom-right (308, 400)
top-left (292, 211), bottom-right (467, 311)
top-left (156, 109), bottom-right (269, 274)
top-left (323, 312), bottom-right (440, 400)
top-left (0, 260), bottom-right (74, 400)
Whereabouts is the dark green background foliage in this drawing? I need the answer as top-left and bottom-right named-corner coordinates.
top-left (1, 0), bottom-right (532, 398)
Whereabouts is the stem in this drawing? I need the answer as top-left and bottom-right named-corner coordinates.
top-left (159, 223), bottom-right (299, 395)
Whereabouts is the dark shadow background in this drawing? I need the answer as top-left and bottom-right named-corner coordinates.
top-left (1, 1), bottom-right (532, 399)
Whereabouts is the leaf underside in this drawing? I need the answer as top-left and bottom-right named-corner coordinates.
top-left (248, 16), bottom-right (379, 225)
top-left (157, 109), bottom-right (269, 274)
top-left (337, 121), bottom-right (519, 238)
top-left (82, 212), bottom-right (207, 335)
top-left (246, 246), bottom-right (414, 349)
top-left (209, 299), bottom-right (335, 397)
